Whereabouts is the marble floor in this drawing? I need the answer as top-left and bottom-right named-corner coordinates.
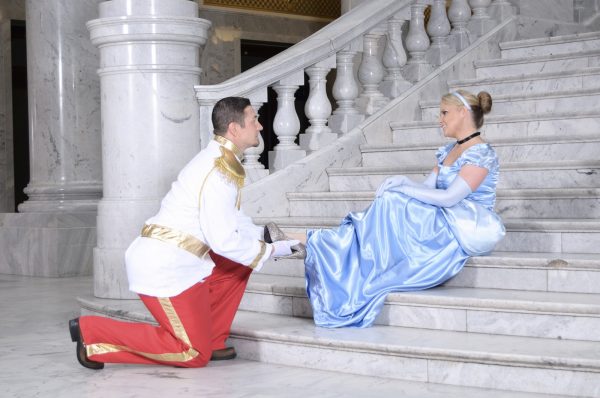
top-left (0, 274), bottom-right (567, 398)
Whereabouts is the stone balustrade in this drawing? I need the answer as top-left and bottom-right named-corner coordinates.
top-left (194, 0), bottom-right (510, 177)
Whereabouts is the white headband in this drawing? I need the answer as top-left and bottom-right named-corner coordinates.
top-left (452, 92), bottom-right (472, 112)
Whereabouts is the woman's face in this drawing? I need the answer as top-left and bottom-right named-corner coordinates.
top-left (438, 100), bottom-right (465, 139)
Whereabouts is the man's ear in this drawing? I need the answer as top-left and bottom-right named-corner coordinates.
top-left (228, 121), bottom-right (239, 136)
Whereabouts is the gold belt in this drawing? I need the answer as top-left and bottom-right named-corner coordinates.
top-left (141, 224), bottom-right (210, 258)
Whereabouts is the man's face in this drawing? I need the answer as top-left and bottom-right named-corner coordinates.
top-left (236, 106), bottom-right (263, 151)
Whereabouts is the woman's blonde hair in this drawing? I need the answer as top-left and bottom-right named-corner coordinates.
top-left (442, 90), bottom-right (492, 129)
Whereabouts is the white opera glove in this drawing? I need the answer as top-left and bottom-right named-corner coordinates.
top-left (271, 240), bottom-right (301, 257)
top-left (376, 171), bottom-right (439, 197)
top-left (375, 175), bottom-right (411, 197)
top-left (396, 175), bottom-right (472, 207)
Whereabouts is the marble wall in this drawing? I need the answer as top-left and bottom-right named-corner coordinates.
top-left (198, 7), bottom-right (329, 84)
top-left (0, 0), bottom-right (25, 213)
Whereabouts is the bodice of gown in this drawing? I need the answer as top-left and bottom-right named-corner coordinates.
top-left (436, 143), bottom-right (499, 210)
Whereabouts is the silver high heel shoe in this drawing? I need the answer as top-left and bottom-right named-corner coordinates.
top-left (264, 222), bottom-right (306, 260)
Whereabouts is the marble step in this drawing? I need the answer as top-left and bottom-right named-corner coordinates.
top-left (499, 30), bottom-right (600, 59)
top-left (475, 50), bottom-right (600, 78)
top-left (361, 139), bottom-right (600, 166)
top-left (419, 88), bottom-right (600, 120)
top-left (242, 274), bottom-right (600, 342)
top-left (328, 161), bottom-right (600, 191)
top-left (389, 111), bottom-right (600, 146)
top-left (259, 252), bottom-right (600, 295)
top-left (229, 312), bottom-right (600, 397)
top-left (78, 298), bottom-right (600, 397)
top-left (286, 188), bottom-right (600, 219)
top-left (447, 67), bottom-right (600, 96)
top-left (254, 216), bottom-right (600, 254)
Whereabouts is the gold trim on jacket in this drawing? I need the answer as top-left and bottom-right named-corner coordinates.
top-left (141, 224), bottom-right (210, 259)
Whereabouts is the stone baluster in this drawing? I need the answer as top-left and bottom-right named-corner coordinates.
top-left (356, 28), bottom-right (389, 116)
top-left (489, 0), bottom-right (517, 21)
top-left (426, 0), bottom-right (456, 67)
top-left (448, 0), bottom-right (473, 52)
top-left (468, 0), bottom-right (495, 39)
top-left (403, 1), bottom-right (433, 83)
top-left (381, 14), bottom-right (412, 99)
top-left (268, 71), bottom-right (306, 172)
top-left (300, 55), bottom-right (337, 152)
top-left (243, 89), bottom-right (269, 184)
top-left (329, 41), bottom-right (364, 135)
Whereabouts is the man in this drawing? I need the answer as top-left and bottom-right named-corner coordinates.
top-left (68, 97), bottom-right (299, 369)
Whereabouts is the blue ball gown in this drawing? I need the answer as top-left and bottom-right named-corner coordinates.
top-left (304, 143), bottom-right (504, 328)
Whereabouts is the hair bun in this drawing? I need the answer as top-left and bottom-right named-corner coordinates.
top-left (477, 91), bottom-right (492, 114)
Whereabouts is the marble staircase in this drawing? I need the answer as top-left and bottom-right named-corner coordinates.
top-left (79, 14), bottom-right (600, 398)
top-left (238, 28), bottom-right (600, 396)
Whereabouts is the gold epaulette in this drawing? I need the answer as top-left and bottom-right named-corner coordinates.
top-left (215, 146), bottom-right (245, 189)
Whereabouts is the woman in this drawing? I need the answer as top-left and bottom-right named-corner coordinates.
top-left (304, 90), bottom-right (505, 328)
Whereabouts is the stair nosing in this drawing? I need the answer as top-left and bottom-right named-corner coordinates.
top-left (419, 87), bottom-right (600, 108)
top-left (474, 49), bottom-right (600, 68)
top-left (231, 311), bottom-right (600, 372)
top-left (390, 110), bottom-right (600, 129)
top-left (447, 66), bottom-right (600, 87)
top-left (253, 216), bottom-right (600, 232)
top-left (499, 30), bottom-right (600, 50)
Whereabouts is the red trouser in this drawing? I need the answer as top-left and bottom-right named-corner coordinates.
top-left (79, 252), bottom-right (252, 368)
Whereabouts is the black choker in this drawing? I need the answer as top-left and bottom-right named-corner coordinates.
top-left (457, 131), bottom-right (480, 145)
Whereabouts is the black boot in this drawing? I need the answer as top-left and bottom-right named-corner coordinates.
top-left (69, 318), bottom-right (104, 370)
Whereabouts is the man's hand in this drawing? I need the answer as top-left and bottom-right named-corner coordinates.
top-left (271, 240), bottom-right (301, 257)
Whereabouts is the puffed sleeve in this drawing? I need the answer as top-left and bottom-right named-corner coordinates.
top-left (459, 144), bottom-right (499, 172)
top-left (198, 171), bottom-right (271, 271)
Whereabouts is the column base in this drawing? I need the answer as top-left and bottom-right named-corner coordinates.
top-left (0, 212), bottom-right (96, 276)
top-left (299, 131), bottom-right (339, 152)
top-left (329, 113), bottom-right (365, 135)
top-left (268, 149), bottom-right (306, 172)
top-left (93, 247), bottom-right (137, 299)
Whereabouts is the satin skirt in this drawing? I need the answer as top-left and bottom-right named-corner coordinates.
top-left (305, 191), bottom-right (469, 328)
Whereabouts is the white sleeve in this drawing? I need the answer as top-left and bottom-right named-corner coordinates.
top-left (199, 171), bottom-right (271, 271)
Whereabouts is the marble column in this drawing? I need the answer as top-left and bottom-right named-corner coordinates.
top-left (20, 0), bottom-right (102, 213)
top-left (88, 0), bottom-right (211, 298)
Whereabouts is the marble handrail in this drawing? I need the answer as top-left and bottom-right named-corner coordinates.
top-left (194, 0), bottom-right (413, 102)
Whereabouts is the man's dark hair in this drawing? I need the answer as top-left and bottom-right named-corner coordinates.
top-left (212, 97), bottom-right (251, 135)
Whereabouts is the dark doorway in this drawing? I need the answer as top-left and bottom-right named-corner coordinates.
top-left (240, 39), bottom-right (309, 168)
top-left (11, 20), bottom-right (29, 211)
